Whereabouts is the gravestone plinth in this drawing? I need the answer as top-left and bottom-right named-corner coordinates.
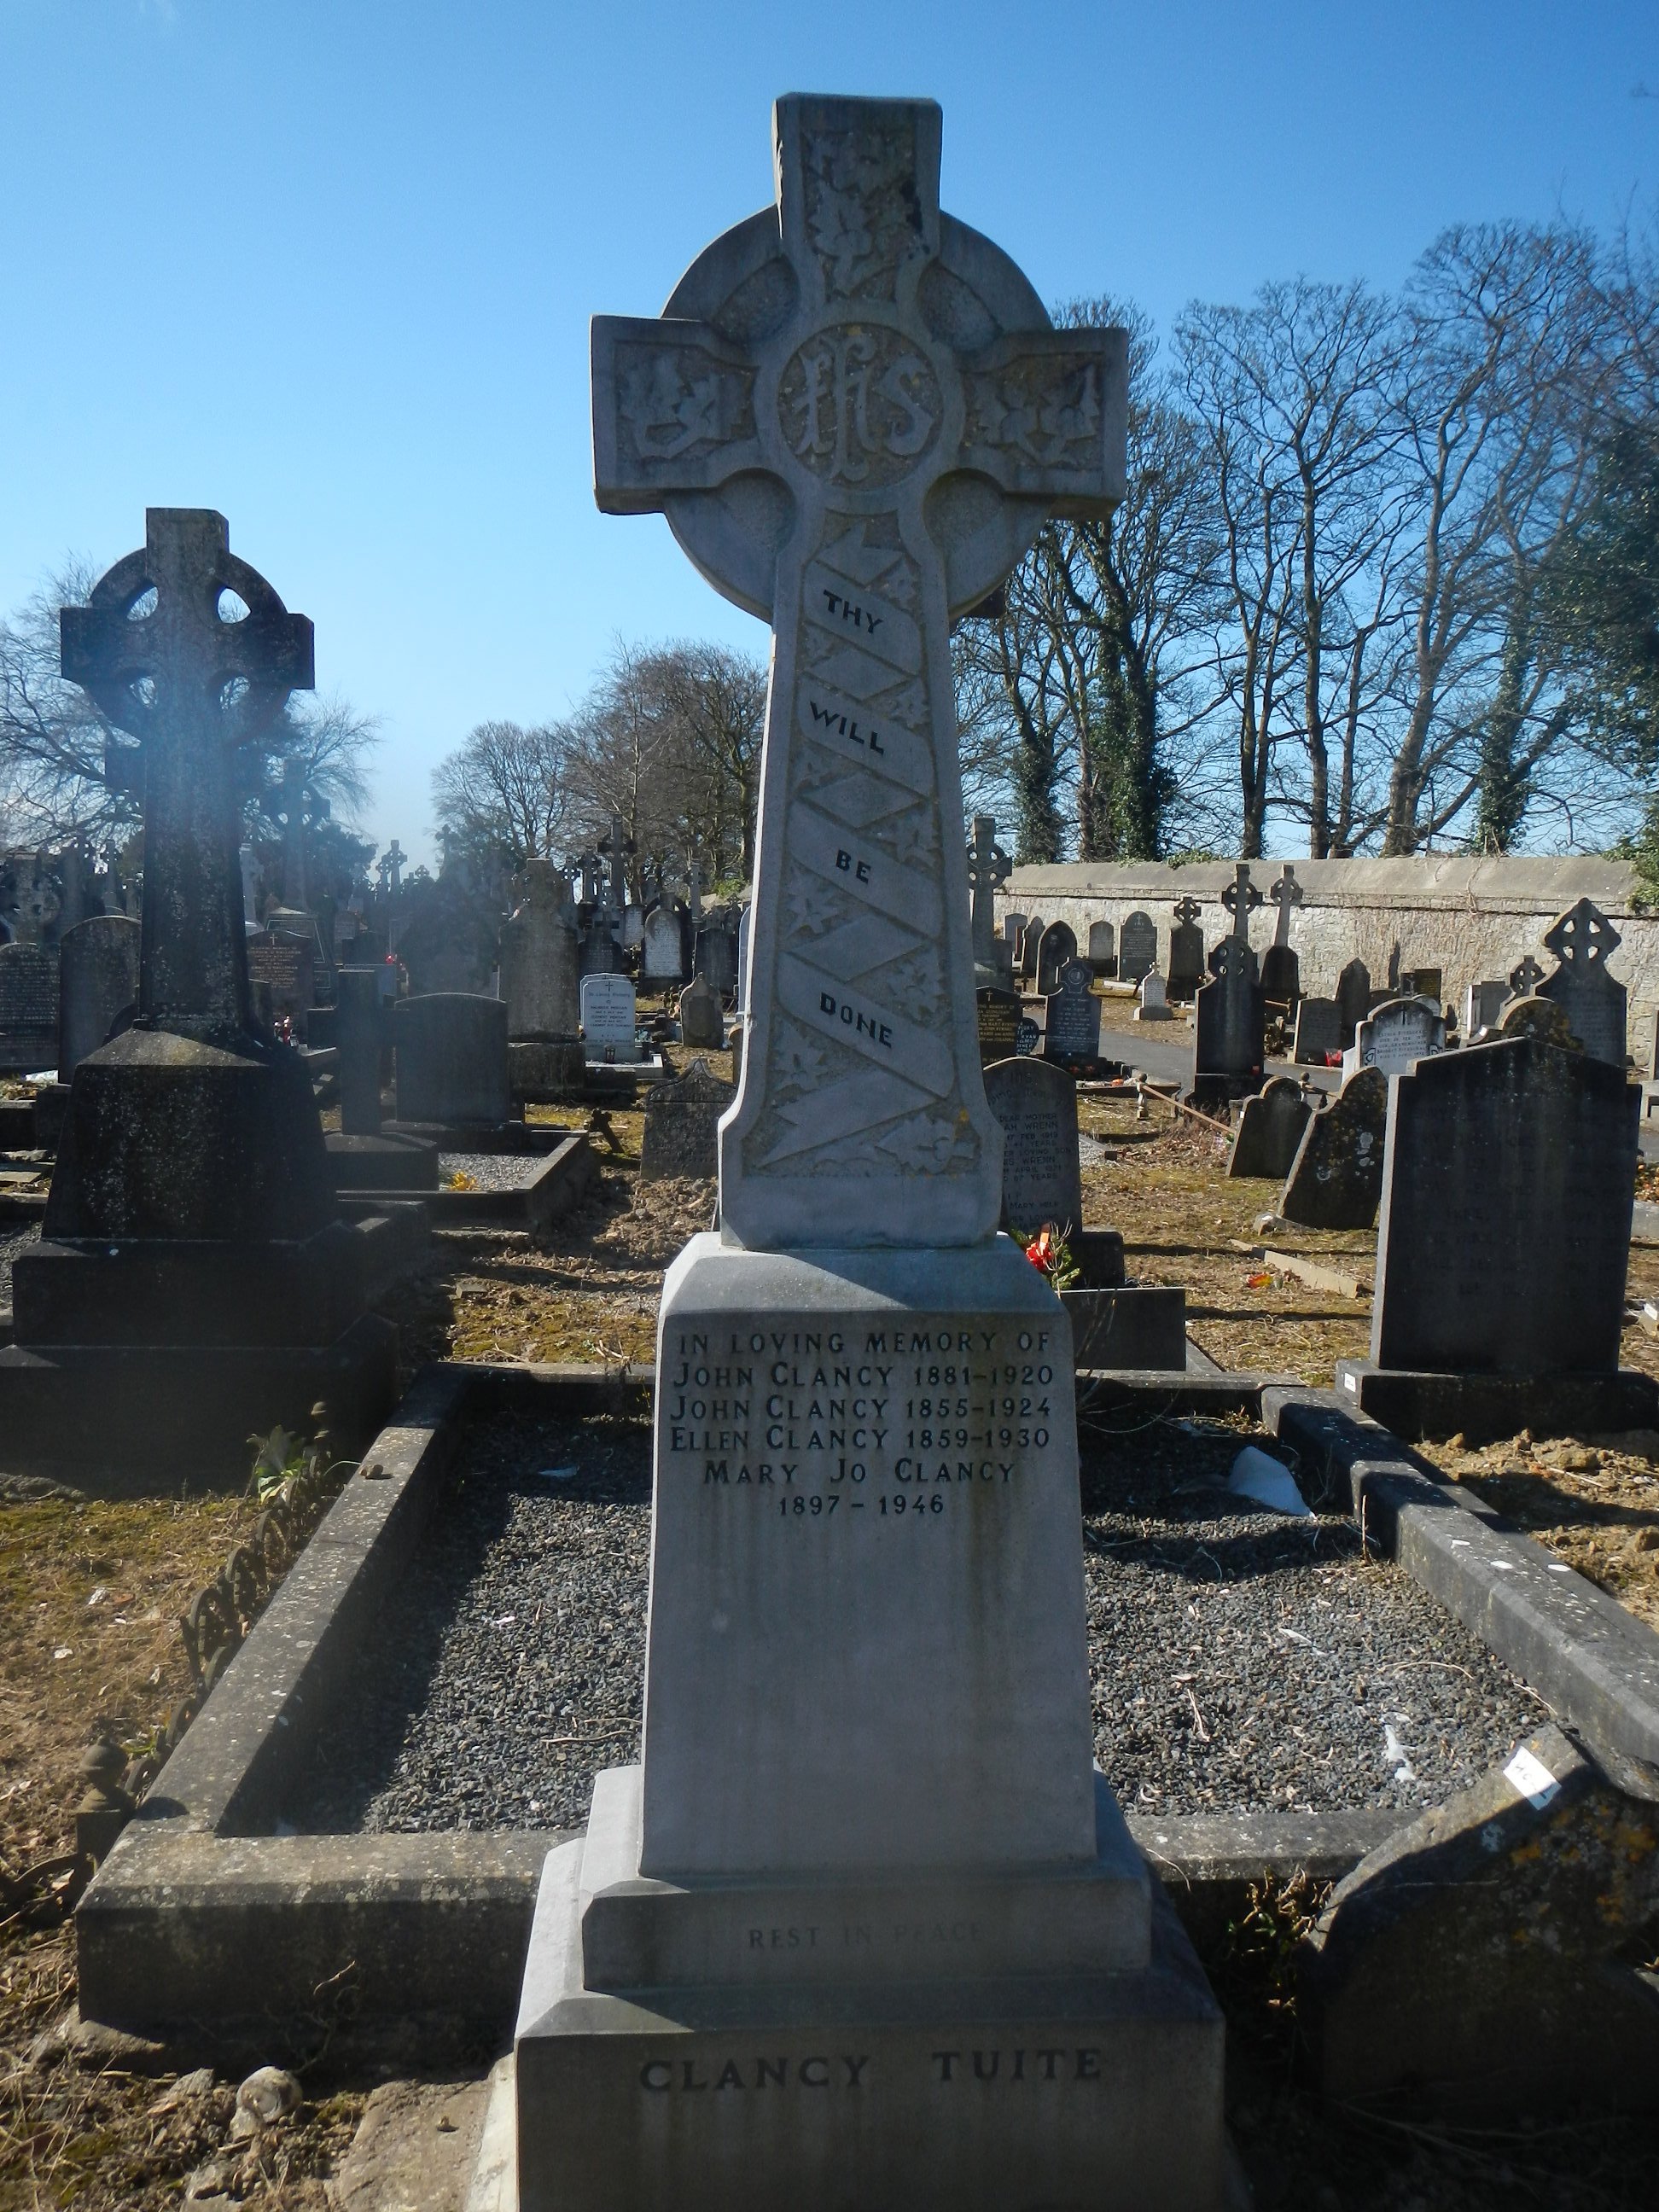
top-left (1336, 1026), bottom-right (1657, 1438)
top-left (515, 89), bottom-right (1224, 2212)
top-left (0, 511), bottom-right (395, 1470)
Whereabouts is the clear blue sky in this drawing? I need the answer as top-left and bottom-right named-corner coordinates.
top-left (2, 0), bottom-right (1654, 864)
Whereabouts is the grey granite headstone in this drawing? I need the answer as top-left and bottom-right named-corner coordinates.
top-left (1279, 1066), bottom-right (1387, 1230)
top-left (1035, 917), bottom-right (1077, 998)
top-left (640, 1057), bottom-right (735, 1181)
top-left (1227, 1074), bottom-right (1313, 1180)
top-left (641, 903), bottom-right (689, 986)
top-left (975, 983), bottom-right (1019, 1065)
top-left (1018, 914), bottom-right (1045, 981)
top-left (1346, 996), bottom-right (1447, 1080)
top-left (1167, 907), bottom-right (1204, 1000)
top-left (1538, 899), bottom-right (1627, 1067)
top-left (1086, 917), bottom-right (1116, 976)
top-left (1336, 957), bottom-right (1371, 1044)
top-left (1043, 957), bottom-right (1100, 1063)
top-left (1134, 970), bottom-right (1174, 1022)
top-left (1119, 909), bottom-right (1157, 984)
top-left (56, 914), bottom-right (140, 1081)
top-left (677, 974), bottom-right (725, 1051)
top-left (1293, 996), bottom-right (1342, 1065)
top-left (393, 992), bottom-right (510, 1125)
top-left (0, 943), bottom-right (60, 1071)
top-left (499, 859), bottom-right (580, 1038)
top-left (984, 1053), bottom-right (1083, 1233)
top-left (580, 972), bottom-right (639, 1063)
top-left (1368, 1033), bottom-right (1635, 1375)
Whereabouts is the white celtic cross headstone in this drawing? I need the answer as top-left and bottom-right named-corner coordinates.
top-left (592, 95), bottom-right (1125, 1246)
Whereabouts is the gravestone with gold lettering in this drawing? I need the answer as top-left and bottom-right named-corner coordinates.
top-left (513, 92), bottom-right (1224, 2212)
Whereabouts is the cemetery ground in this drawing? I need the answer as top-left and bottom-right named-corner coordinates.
top-left (4, 1062), bottom-right (1659, 2204)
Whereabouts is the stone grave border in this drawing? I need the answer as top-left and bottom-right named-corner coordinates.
top-left (76, 1359), bottom-right (1659, 2055)
top-left (336, 1131), bottom-right (597, 1235)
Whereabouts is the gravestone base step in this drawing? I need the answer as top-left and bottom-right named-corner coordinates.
top-left (509, 1039), bottom-right (587, 1101)
top-left (324, 1132), bottom-right (440, 1191)
top-left (383, 1118), bottom-right (550, 1154)
top-left (514, 1829), bottom-right (1226, 2212)
top-left (1334, 1358), bottom-right (1659, 1443)
top-left (1062, 1285), bottom-right (1187, 1371)
top-left (0, 1311), bottom-right (396, 1476)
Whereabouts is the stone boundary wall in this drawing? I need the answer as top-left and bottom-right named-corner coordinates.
top-left (998, 856), bottom-right (1658, 1069)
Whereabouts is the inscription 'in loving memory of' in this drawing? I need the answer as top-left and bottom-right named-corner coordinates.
top-left (665, 1326), bottom-right (1056, 1506)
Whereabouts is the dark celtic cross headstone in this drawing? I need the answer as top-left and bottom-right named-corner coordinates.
top-left (966, 815), bottom-right (1011, 971)
top-left (1538, 899), bottom-right (1627, 1067)
top-left (1167, 894), bottom-right (1203, 999)
top-left (1043, 956), bottom-right (1101, 1066)
top-left (1507, 952), bottom-right (1545, 1003)
top-left (60, 509), bottom-right (313, 1037)
top-left (1035, 918), bottom-right (1077, 998)
top-left (0, 510), bottom-right (393, 1474)
top-left (593, 95), bottom-right (1123, 1243)
top-left (1193, 865), bottom-right (1264, 1100)
top-left (1259, 866), bottom-right (1301, 1005)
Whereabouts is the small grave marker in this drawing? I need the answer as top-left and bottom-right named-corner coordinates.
top-left (1293, 996), bottom-right (1342, 1064)
top-left (1135, 970), bottom-right (1174, 1022)
top-left (677, 974), bottom-right (725, 1051)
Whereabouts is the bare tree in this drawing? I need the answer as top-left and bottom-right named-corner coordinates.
top-left (431, 718), bottom-right (576, 867)
top-left (0, 560), bottom-right (127, 843)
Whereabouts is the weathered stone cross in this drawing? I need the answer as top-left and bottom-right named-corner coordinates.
top-left (593, 95), bottom-right (1125, 1246)
top-left (1173, 893), bottom-right (1202, 930)
top-left (1542, 896), bottom-right (1619, 975)
top-left (1268, 864), bottom-right (1301, 946)
top-left (966, 814), bottom-right (1012, 967)
top-left (1222, 863), bottom-right (1261, 946)
top-left (60, 509), bottom-right (313, 1037)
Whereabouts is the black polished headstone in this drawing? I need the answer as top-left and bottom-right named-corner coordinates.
top-left (976, 985), bottom-right (1020, 1066)
top-left (1369, 1034), bottom-right (1636, 1376)
top-left (1043, 958), bottom-right (1101, 1066)
top-left (1166, 897), bottom-right (1204, 1001)
top-left (1119, 911), bottom-right (1157, 985)
top-left (984, 1056), bottom-right (1083, 1235)
top-left (1336, 958), bottom-right (1371, 1045)
top-left (1193, 937), bottom-right (1265, 1101)
top-left (1035, 920), bottom-right (1078, 998)
top-left (1292, 997), bottom-right (1342, 1066)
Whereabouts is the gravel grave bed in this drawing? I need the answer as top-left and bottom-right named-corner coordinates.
top-left (0, 1220), bottom-right (40, 1304)
top-left (439, 1151), bottom-right (544, 1191)
top-left (288, 1408), bottom-right (1548, 1836)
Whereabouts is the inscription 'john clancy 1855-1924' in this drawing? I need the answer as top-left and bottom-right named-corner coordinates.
top-left (592, 96), bottom-right (1126, 1249)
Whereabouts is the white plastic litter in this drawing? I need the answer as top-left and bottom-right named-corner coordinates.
top-left (1227, 1445), bottom-right (1313, 1517)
